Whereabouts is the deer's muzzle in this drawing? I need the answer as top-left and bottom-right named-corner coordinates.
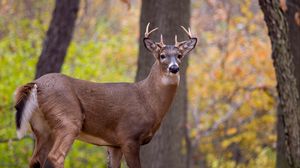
top-left (169, 65), bottom-right (179, 74)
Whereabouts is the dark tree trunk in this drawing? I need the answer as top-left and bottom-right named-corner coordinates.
top-left (259, 0), bottom-right (300, 168)
top-left (35, 0), bottom-right (80, 79)
top-left (136, 0), bottom-right (191, 168)
top-left (276, 106), bottom-right (290, 168)
top-left (286, 2), bottom-right (300, 95)
top-left (277, 1), bottom-right (300, 168)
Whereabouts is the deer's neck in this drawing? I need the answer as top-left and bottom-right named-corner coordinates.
top-left (137, 61), bottom-right (179, 120)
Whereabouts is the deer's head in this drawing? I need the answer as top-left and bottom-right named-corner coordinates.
top-left (144, 23), bottom-right (197, 75)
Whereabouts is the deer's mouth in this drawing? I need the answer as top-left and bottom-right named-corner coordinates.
top-left (167, 71), bottom-right (180, 77)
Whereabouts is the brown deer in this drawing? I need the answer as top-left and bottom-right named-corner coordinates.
top-left (14, 23), bottom-right (197, 168)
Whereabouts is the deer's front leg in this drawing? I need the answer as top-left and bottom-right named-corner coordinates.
top-left (107, 147), bottom-right (123, 168)
top-left (122, 141), bottom-right (141, 168)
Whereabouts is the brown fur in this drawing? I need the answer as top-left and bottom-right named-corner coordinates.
top-left (15, 61), bottom-right (178, 168)
top-left (15, 25), bottom-right (197, 168)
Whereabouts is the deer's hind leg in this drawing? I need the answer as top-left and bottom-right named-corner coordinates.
top-left (37, 90), bottom-right (83, 168)
top-left (30, 129), bottom-right (53, 168)
top-left (29, 112), bottom-right (53, 168)
top-left (43, 111), bottom-right (83, 168)
top-left (44, 126), bottom-right (80, 168)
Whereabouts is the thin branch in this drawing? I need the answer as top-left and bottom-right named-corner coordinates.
top-left (201, 102), bottom-right (243, 137)
top-left (0, 135), bottom-right (33, 143)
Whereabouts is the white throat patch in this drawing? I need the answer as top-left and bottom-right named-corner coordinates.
top-left (161, 74), bottom-right (180, 85)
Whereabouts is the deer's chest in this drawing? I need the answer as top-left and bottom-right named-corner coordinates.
top-left (139, 119), bottom-right (163, 145)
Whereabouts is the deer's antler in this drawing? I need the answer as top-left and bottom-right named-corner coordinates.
top-left (145, 23), bottom-right (158, 38)
top-left (144, 23), bottom-right (165, 47)
top-left (175, 26), bottom-right (195, 47)
top-left (180, 26), bottom-right (193, 38)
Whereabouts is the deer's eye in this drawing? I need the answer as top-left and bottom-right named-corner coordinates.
top-left (160, 54), bottom-right (166, 59)
top-left (177, 54), bottom-right (182, 59)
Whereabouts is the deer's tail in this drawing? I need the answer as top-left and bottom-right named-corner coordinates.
top-left (14, 83), bottom-right (38, 139)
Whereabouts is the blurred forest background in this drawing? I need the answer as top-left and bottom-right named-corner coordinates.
top-left (0, 0), bottom-right (285, 167)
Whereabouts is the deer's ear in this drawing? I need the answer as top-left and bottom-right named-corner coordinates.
top-left (178, 38), bottom-right (197, 55)
top-left (144, 38), bottom-right (160, 53)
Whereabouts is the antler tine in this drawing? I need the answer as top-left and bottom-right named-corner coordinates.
top-left (160, 34), bottom-right (165, 46)
top-left (145, 22), bottom-right (158, 38)
top-left (155, 34), bottom-right (166, 47)
top-left (175, 35), bottom-right (178, 46)
top-left (174, 34), bottom-right (186, 47)
top-left (180, 26), bottom-right (192, 38)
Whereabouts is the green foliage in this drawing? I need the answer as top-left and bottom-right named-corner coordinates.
top-left (0, 1), bottom-right (137, 167)
top-left (0, 16), bottom-right (41, 168)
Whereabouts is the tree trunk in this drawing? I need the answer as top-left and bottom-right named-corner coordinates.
top-left (35, 0), bottom-right (80, 79)
top-left (136, 0), bottom-right (191, 168)
top-left (259, 0), bottom-right (300, 167)
top-left (286, 2), bottom-right (300, 96)
top-left (276, 106), bottom-right (290, 168)
top-left (277, 1), bottom-right (300, 168)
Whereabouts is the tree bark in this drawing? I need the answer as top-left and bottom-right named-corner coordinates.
top-left (35, 0), bottom-right (80, 79)
top-left (276, 106), bottom-right (290, 168)
top-left (259, 0), bottom-right (300, 167)
top-left (277, 1), bottom-right (300, 168)
top-left (136, 0), bottom-right (191, 168)
top-left (286, 1), bottom-right (300, 95)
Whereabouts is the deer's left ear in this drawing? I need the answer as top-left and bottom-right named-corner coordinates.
top-left (144, 38), bottom-right (161, 53)
top-left (178, 38), bottom-right (197, 55)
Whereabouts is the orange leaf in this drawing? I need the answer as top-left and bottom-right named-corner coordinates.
top-left (120, 0), bottom-right (131, 10)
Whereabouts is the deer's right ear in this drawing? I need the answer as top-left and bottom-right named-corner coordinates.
top-left (144, 38), bottom-right (160, 53)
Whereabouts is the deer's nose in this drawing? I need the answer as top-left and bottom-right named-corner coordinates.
top-left (169, 65), bottom-right (179, 74)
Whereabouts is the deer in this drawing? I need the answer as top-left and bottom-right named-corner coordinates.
top-left (14, 23), bottom-right (197, 168)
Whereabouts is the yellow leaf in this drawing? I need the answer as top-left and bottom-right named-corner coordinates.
top-left (226, 128), bottom-right (237, 135)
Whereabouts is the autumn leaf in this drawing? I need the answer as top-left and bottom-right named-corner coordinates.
top-left (120, 0), bottom-right (131, 9)
top-left (226, 128), bottom-right (237, 135)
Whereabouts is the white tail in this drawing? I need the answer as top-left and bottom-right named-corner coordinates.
top-left (16, 84), bottom-right (38, 139)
